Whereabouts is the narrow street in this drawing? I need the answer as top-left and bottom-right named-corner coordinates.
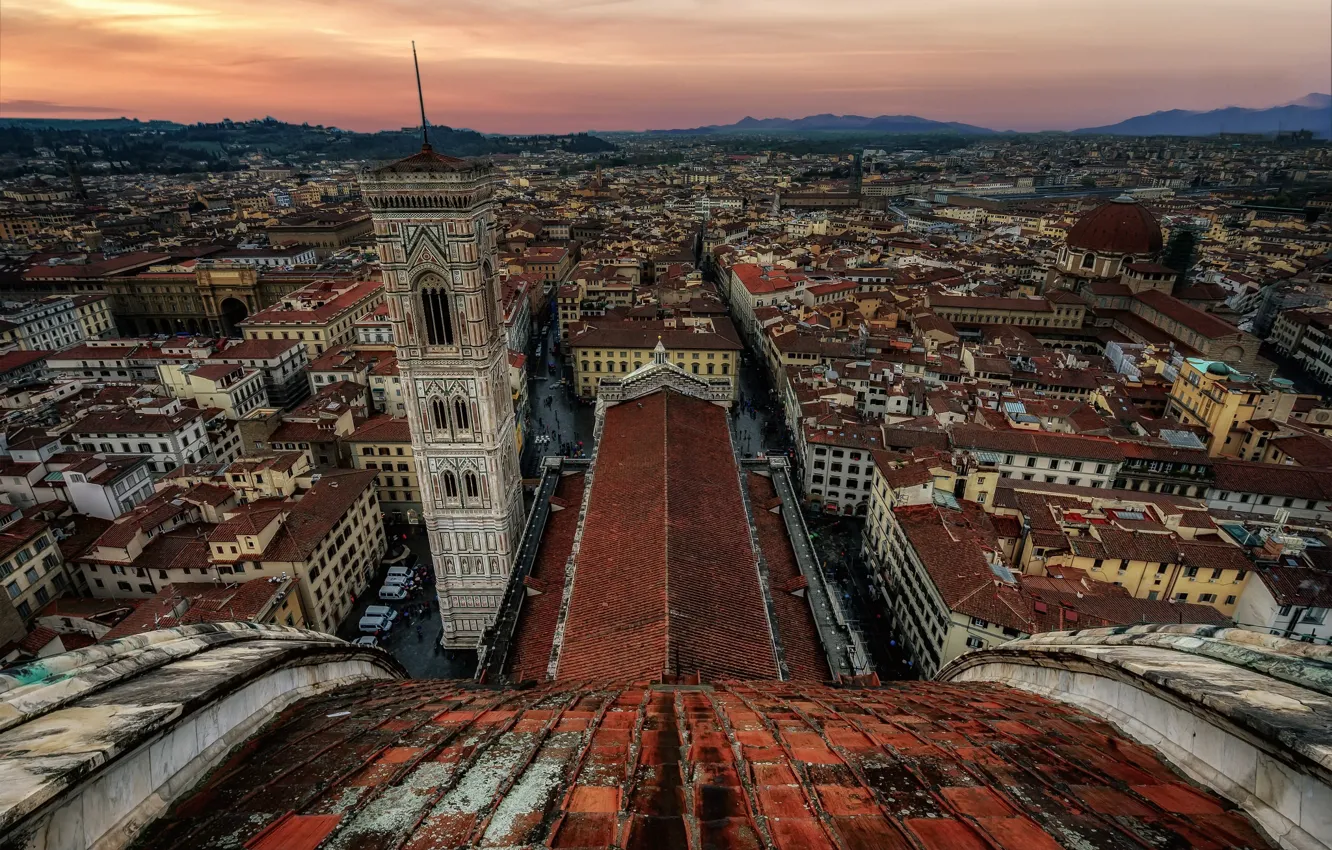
top-left (729, 346), bottom-right (790, 459)
top-left (520, 318), bottom-right (595, 477)
top-left (806, 515), bottom-right (917, 680)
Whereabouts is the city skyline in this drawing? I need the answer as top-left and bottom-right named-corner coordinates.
top-left (1, 0), bottom-right (1329, 135)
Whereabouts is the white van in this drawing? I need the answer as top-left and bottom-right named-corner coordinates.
top-left (358, 605), bottom-right (398, 634)
top-left (358, 613), bottom-right (392, 634)
top-left (378, 585), bottom-right (408, 602)
top-left (383, 573), bottom-right (410, 587)
top-left (386, 566), bottom-right (413, 581)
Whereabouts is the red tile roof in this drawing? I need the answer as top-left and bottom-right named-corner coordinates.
top-left (747, 473), bottom-right (830, 681)
top-left (570, 318), bottom-right (742, 352)
top-left (132, 678), bottom-right (1275, 850)
top-left (348, 415), bottom-right (411, 443)
top-left (1067, 197), bottom-right (1164, 255)
top-left (506, 473), bottom-right (586, 682)
top-left (99, 579), bottom-right (287, 641)
top-left (1133, 290), bottom-right (1242, 341)
top-left (0, 349), bottom-right (50, 374)
top-left (556, 391), bottom-right (779, 681)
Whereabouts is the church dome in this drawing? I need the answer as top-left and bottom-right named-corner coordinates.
top-left (1067, 195), bottom-right (1163, 255)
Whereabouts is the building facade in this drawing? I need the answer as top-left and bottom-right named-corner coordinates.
top-left (359, 145), bottom-right (524, 647)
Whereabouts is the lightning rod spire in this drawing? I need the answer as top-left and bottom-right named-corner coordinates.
top-left (412, 41), bottom-right (431, 151)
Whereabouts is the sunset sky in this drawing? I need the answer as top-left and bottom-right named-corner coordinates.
top-left (1, 0), bottom-right (1328, 134)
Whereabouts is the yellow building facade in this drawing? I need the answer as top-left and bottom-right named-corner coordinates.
top-left (1166, 359), bottom-right (1298, 457)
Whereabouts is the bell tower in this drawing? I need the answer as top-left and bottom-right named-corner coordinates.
top-left (357, 52), bottom-right (522, 647)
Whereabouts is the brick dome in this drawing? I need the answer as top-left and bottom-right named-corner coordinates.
top-left (1067, 195), bottom-right (1163, 255)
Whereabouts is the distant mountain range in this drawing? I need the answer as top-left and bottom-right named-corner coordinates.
top-left (1073, 93), bottom-right (1331, 137)
top-left (648, 94), bottom-right (1331, 138)
top-left (650, 113), bottom-right (997, 135)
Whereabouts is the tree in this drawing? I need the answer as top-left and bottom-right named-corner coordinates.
top-left (1162, 227), bottom-right (1199, 287)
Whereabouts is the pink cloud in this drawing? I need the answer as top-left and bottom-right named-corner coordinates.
top-left (1, 0), bottom-right (1327, 133)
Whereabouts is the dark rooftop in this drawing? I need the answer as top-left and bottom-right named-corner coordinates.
top-left (128, 677), bottom-right (1274, 850)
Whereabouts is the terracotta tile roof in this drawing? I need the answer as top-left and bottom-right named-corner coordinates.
top-left (747, 473), bottom-right (831, 681)
top-left (0, 349), bottom-right (50, 374)
top-left (1212, 460), bottom-right (1332, 501)
top-left (897, 505), bottom-right (1228, 633)
top-left (556, 391), bottom-right (779, 681)
top-left (259, 469), bottom-right (378, 562)
top-left (0, 517), bottom-right (50, 561)
top-left (506, 473), bottom-right (586, 683)
top-left (68, 405), bottom-right (207, 436)
top-left (244, 279), bottom-right (382, 326)
top-left (18, 626), bottom-right (61, 654)
top-left (950, 424), bottom-right (1126, 462)
top-left (570, 318), bottom-right (742, 351)
top-left (1255, 563), bottom-right (1332, 608)
top-left (349, 415), bottom-right (411, 443)
top-left (99, 579), bottom-right (285, 641)
top-left (132, 678), bottom-right (1274, 850)
top-left (1134, 290), bottom-right (1242, 341)
top-left (57, 516), bottom-right (112, 562)
top-left (209, 338), bottom-right (305, 361)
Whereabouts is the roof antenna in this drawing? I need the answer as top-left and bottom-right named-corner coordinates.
top-left (412, 41), bottom-right (431, 151)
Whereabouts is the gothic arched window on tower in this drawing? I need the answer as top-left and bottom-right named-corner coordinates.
top-left (430, 397), bottom-right (450, 434)
top-left (419, 274), bottom-right (454, 345)
top-left (453, 397), bottom-right (470, 431)
top-left (441, 470), bottom-right (459, 500)
top-left (1081, 252), bottom-right (1096, 270)
top-left (464, 471), bottom-right (480, 500)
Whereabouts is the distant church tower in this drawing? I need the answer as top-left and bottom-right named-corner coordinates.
top-left (357, 51), bottom-right (523, 647)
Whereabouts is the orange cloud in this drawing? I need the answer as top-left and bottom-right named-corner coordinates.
top-left (1, 0), bottom-right (1327, 133)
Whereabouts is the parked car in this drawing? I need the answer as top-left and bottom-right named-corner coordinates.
top-left (364, 605), bottom-right (398, 626)
top-left (383, 573), bottom-right (409, 588)
top-left (352, 636), bottom-right (379, 648)
top-left (358, 613), bottom-right (393, 634)
top-left (378, 585), bottom-right (409, 602)
top-left (386, 565), bottom-right (415, 581)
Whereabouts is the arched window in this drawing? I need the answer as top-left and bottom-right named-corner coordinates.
top-left (430, 397), bottom-right (449, 432)
top-left (707, 363), bottom-right (715, 374)
top-left (419, 274), bottom-right (454, 345)
top-left (441, 471), bottom-right (459, 499)
top-left (620, 361), bottom-right (628, 372)
top-left (453, 397), bottom-right (470, 431)
top-left (1080, 252), bottom-right (1096, 270)
top-left (594, 361), bottom-right (602, 372)
top-left (464, 471), bottom-right (480, 499)
top-left (691, 363), bottom-right (699, 374)
top-left (721, 362), bottom-right (730, 375)
top-left (582, 360), bottom-right (589, 372)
